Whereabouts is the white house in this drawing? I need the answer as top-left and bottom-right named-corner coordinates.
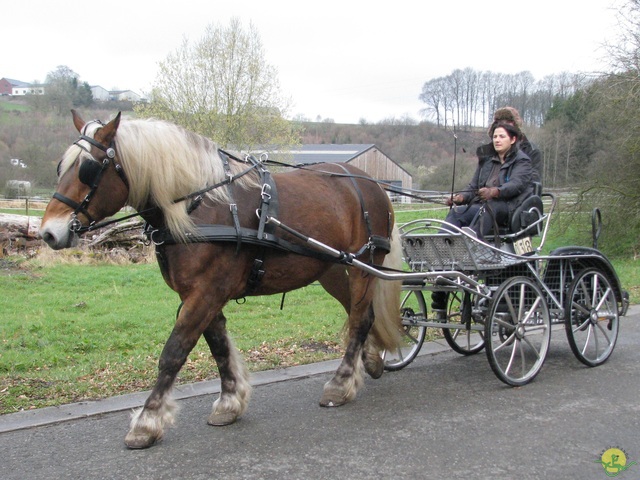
top-left (110, 90), bottom-right (142, 102)
top-left (90, 85), bottom-right (110, 101)
top-left (12, 83), bottom-right (45, 96)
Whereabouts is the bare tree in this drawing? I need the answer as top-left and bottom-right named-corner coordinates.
top-left (419, 68), bottom-right (596, 130)
top-left (136, 18), bottom-right (299, 150)
top-left (419, 77), bottom-right (445, 126)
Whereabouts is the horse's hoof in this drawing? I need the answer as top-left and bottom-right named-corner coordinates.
top-left (124, 431), bottom-right (159, 449)
top-left (207, 411), bottom-right (238, 426)
top-left (364, 355), bottom-right (384, 379)
top-left (319, 386), bottom-right (348, 407)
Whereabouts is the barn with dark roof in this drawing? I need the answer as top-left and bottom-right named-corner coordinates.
top-left (260, 144), bottom-right (412, 202)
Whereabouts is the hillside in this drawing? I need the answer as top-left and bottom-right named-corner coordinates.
top-left (300, 120), bottom-right (489, 191)
top-left (0, 100), bottom-right (488, 193)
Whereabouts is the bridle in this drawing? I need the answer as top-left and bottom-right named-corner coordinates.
top-left (53, 120), bottom-right (129, 232)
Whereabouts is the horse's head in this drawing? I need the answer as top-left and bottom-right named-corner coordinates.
top-left (40, 110), bottom-right (130, 249)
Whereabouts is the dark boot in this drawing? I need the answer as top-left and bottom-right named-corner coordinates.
top-left (431, 291), bottom-right (448, 320)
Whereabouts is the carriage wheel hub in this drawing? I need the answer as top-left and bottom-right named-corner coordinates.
top-left (589, 310), bottom-right (599, 324)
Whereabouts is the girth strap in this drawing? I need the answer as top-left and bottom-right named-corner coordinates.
top-left (247, 155), bottom-right (279, 295)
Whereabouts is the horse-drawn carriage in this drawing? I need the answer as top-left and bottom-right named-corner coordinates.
top-left (39, 111), bottom-right (629, 448)
top-left (383, 193), bottom-right (629, 386)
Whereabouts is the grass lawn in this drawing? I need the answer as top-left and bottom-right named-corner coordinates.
top-left (0, 259), bottom-right (346, 414)
top-left (0, 99), bottom-right (30, 113)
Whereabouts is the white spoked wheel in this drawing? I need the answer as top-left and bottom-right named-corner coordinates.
top-left (565, 268), bottom-right (619, 367)
top-left (485, 276), bottom-right (551, 386)
top-left (383, 289), bottom-right (427, 371)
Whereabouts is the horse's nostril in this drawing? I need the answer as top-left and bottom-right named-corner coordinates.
top-left (41, 231), bottom-right (55, 245)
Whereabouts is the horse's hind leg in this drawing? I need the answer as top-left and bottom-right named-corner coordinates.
top-left (319, 266), bottom-right (383, 379)
top-left (362, 336), bottom-right (385, 379)
top-left (202, 312), bottom-right (251, 426)
top-left (320, 272), bottom-right (377, 407)
top-left (320, 302), bottom-right (373, 406)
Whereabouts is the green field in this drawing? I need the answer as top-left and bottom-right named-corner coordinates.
top-left (0, 259), bottom-right (346, 414)
top-left (0, 99), bottom-right (30, 113)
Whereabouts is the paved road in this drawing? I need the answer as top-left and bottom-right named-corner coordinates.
top-left (1, 307), bottom-right (638, 480)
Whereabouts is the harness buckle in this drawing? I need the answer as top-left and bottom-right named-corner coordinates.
top-left (244, 258), bottom-right (266, 294)
top-left (146, 228), bottom-right (165, 246)
top-left (261, 183), bottom-right (272, 201)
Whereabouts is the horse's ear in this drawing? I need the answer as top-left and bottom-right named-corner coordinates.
top-left (99, 112), bottom-right (122, 144)
top-left (71, 109), bottom-right (85, 133)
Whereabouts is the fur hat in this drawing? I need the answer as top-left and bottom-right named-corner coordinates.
top-left (493, 107), bottom-right (523, 127)
top-left (488, 107), bottom-right (523, 137)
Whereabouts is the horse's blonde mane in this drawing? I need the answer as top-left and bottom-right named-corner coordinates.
top-left (61, 117), bottom-right (261, 241)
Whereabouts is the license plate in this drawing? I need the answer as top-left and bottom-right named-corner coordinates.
top-left (514, 236), bottom-right (533, 255)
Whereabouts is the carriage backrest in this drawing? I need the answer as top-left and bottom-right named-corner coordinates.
top-left (509, 194), bottom-right (544, 237)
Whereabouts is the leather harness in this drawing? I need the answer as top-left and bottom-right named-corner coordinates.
top-left (147, 151), bottom-right (391, 295)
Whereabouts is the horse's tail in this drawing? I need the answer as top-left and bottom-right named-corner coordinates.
top-left (369, 223), bottom-right (403, 351)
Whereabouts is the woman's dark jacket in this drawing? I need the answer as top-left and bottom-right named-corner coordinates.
top-left (478, 138), bottom-right (542, 185)
top-left (461, 144), bottom-right (533, 215)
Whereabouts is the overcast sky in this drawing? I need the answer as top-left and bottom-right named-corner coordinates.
top-left (3, 0), bottom-right (623, 123)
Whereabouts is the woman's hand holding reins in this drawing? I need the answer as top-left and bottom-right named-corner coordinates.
top-left (478, 187), bottom-right (499, 201)
top-left (446, 194), bottom-right (465, 206)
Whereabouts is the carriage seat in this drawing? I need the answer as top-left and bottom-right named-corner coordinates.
top-left (490, 182), bottom-right (545, 240)
top-left (508, 194), bottom-right (544, 238)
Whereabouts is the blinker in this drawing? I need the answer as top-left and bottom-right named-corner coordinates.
top-left (79, 159), bottom-right (105, 186)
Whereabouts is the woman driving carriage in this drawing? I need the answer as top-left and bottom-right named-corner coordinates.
top-left (442, 121), bottom-right (533, 237)
top-left (431, 121), bottom-right (534, 314)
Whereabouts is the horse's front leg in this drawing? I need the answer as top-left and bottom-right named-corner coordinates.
top-left (124, 299), bottom-right (217, 449)
top-left (202, 312), bottom-right (252, 426)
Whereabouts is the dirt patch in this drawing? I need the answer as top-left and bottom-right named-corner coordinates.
top-left (299, 341), bottom-right (342, 354)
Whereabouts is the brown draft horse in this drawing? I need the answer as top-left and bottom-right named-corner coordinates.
top-left (40, 111), bottom-right (402, 449)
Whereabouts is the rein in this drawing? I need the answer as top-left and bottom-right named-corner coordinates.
top-left (60, 133), bottom-right (471, 237)
top-left (59, 124), bottom-right (473, 241)
top-left (260, 158), bottom-right (455, 205)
